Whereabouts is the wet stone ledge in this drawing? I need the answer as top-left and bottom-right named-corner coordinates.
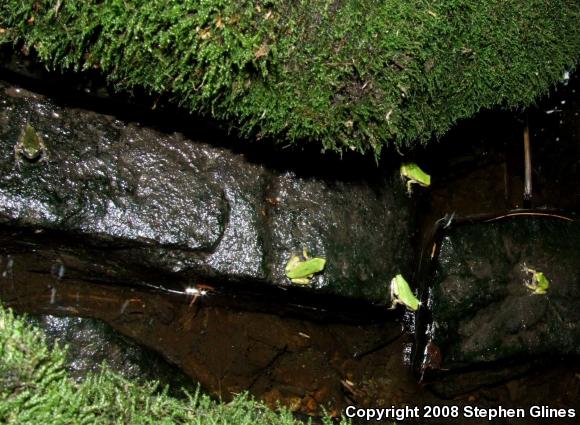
top-left (0, 79), bottom-right (416, 306)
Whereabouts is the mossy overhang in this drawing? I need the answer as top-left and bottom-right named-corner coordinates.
top-left (1, 0), bottom-right (579, 158)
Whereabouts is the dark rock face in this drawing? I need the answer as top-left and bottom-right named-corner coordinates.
top-left (0, 80), bottom-right (416, 304)
top-left (425, 215), bottom-right (580, 371)
top-left (26, 314), bottom-right (193, 390)
top-left (268, 171), bottom-right (415, 301)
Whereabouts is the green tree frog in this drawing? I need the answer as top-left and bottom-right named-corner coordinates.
top-left (285, 248), bottom-right (326, 285)
top-left (390, 274), bottom-right (420, 311)
top-left (523, 266), bottom-right (550, 295)
top-left (400, 163), bottom-right (430, 194)
top-left (14, 124), bottom-right (48, 165)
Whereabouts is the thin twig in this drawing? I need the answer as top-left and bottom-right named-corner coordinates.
top-left (523, 124), bottom-right (532, 201)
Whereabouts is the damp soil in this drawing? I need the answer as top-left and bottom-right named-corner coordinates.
top-left (0, 61), bottom-right (579, 423)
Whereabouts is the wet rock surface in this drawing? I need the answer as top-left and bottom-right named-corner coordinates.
top-left (26, 314), bottom-right (194, 392)
top-left (0, 240), bottom-right (421, 417)
top-left (420, 215), bottom-right (580, 388)
top-left (2, 238), bottom-right (579, 422)
top-left (268, 171), bottom-right (414, 301)
top-left (0, 79), bottom-right (415, 304)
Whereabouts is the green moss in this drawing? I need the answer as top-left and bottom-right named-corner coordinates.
top-left (1, 0), bottom-right (579, 157)
top-left (0, 305), bottom-right (348, 424)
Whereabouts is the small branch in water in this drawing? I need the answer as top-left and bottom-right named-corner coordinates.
top-left (523, 124), bottom-right (533, 203)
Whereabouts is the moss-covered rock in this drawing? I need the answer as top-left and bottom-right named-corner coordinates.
top-left (1, 0), bottom-right (579, 157)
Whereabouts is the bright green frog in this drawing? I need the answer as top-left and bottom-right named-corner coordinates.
top-left (523, 266), bottom-right (550, 295)
top-left (285, 248), bottom-right (326, 285)
top-left (390, 274), bottom-right (421, 311)
top-left (400, 163), bottom-right (430, 195)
